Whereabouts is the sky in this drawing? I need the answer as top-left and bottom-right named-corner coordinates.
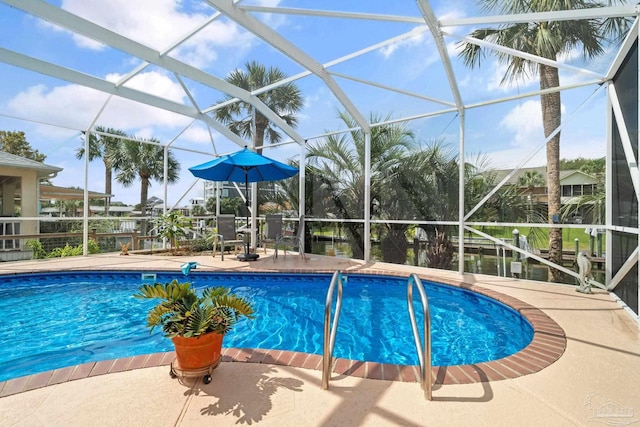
top-left (0, 0), bottom-right (627, 207)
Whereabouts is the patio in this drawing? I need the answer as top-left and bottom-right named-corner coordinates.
top-left (0, 252), bottom-right (638, 426)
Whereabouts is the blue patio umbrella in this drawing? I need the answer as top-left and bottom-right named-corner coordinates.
top-left (189, 146), bottom-right (298, 183)
top-left (189, 146), bottom-right (299, 260)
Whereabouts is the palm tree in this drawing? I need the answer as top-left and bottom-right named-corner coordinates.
top-left (76, 126), bottom-right (127, 214)
top-left (114, 137), bottom-right (180, 235)
top-left (518, 170), bottom-right (545, 189)
top-left (307, 111), bottom-right (415, 261)
top-left (517, 170), bottom-right (546, 202)
top-left (214, 61), bottom-right (303, 153)
top-left (464, 154), bottom-right (528, 223)
top-left (404, 141), bottom-right (460, 224)
top-left (458, 0), bottom-right (630, 282)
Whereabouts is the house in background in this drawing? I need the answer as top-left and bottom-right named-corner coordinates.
top-left (560, 170), bottom-right (599, 198)
top-left (0, 151), bottom-right (61, 236)
top-left (559, 170), bottom-right (601, 224)
top-left (0, 151), bottom-right (113, 259)
top-left (494, 166), bottom-right (601, 223)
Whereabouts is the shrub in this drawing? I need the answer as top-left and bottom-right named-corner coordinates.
top-left (26, 240), bottom-right (47, 259)
top-left (46, 239), bottom-right (100, 258)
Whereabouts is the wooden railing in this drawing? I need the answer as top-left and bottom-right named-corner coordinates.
top-left (0, 230), bottom-right (157, 252)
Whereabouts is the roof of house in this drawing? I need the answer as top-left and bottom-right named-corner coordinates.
top-left (559, 169), bottom-right (598, 182)
top-left (493, 167), bottom-right (547, 185)
top-left (39, 185), bottom-right (111, 200)
top-left (147, 196), bottom-right (164, 205)
top-left (0, 151), bottom-right (62, 178)
top-left (89, 205), bottom-right (134, 212)
top-left (493, 167), bottom-right (596, 186)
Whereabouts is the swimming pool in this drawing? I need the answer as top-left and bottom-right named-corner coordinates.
top-left (0, 271), bottom-right (533, 382)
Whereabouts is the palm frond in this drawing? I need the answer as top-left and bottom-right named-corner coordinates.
top-left (136, 281), bottom-right (255, 338)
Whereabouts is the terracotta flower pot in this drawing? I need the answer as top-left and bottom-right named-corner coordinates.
top-left (171, 331), bottom-right (224, 370)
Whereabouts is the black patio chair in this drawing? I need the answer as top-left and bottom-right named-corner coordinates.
top-left (275, 215), bottom-right (306, 261)
top-left (211, 214), bottom-right (243, 261)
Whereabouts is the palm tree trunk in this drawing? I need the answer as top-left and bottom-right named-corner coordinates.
top-left (346, 224), bottom-right (365, 259)
top-left (254, 114), bottom-right (267, 155)
top-left (382, 225), bottom-right (409, 264)
top-left (540, 63), bottom-right (563, 282)
top-left (140, 176), bottom-right (149, 236)
top-left (104, 163), bottom-right (112, 216)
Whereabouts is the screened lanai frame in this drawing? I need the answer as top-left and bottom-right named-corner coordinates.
top-left (0, 1), bottom-right (638, 317)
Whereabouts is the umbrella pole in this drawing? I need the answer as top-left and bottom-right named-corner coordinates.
top-left (245, 174), bottom-right (249, 229)
top-left (239, 170), bottom-right (259, 261)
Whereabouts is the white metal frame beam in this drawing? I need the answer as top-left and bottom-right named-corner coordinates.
top-left (1, 0), bottom-right (305, 145)
top-left (446, 32), bottom-right (605, 81)
top-left (204, 26), bottom-right (436, 115)
top-left (609, 84), bottom-right (640, 201)
top-left (441, 5), bottom-right (639, 27)
top-left (239, 5), bottom-right (425, 24)
top-left (606, 18), bottom-right (640, 81)
top-left (206, 0), bottom-right (370, 132)
top-left (239, 4), bottom-right (640, 28)
top-left (416, 0), bottom-right (466, 274)
top-left (0, 47), bottom-right (248, 148)
top-left (465, 85), bottom-right (605, 221)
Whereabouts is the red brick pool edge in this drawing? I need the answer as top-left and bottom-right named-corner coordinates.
top-left (0, 270), bottom-right (566, 397)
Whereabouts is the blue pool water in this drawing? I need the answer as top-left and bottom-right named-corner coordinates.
top-left (0, 271), bottom-right (533, 382)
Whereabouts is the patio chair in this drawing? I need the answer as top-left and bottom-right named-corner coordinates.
top-left (260, 214), bottom-right (283, 254)
top-left (211, 214), bottom-right (244, 261)
top-left (275, 215), bottom-right (307, 261)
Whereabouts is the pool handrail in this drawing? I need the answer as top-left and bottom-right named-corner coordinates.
top-left (322, 270), bottom-right (344, 390)
top-left (407, 273), bottom-right (432, 400)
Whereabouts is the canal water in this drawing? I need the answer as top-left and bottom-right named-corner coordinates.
top-left (310, 240), bottom-right (605, 285)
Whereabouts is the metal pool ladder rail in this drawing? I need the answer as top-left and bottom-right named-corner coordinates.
top-left (407, 273), bottom-right (432, 400)
top-left (322, 270), bottom-right (344, 390)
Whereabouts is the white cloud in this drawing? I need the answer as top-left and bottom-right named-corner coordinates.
top-left (482, 131), bottom-right (605, 170)
top-left (173, 20), bottom-right (254, 69)
top-left (379, 26), bottom-right (429, 59)
top-left (106, 71), bottom-right (185, 103)
top-left (34, 16), bottom-right (107, 51)
top-left (50, 0), bottom-right (255, 68)
top-left (7, 84), bottom-right (109, 130)
top-left (498, 99), bottom-right (570, 148)
top-left (61, 0), bottom-right (207, 50)
top-left (499, 100), bottom-right (544, 146)
top-left (486, 62), bottom-right (538, 93)
top-left (486, 98), bottom-right (602, 169)
top-left (6, 71), bottom-right (194, 133)
top-left (482, 145), bottom-right (548, 170)
top-left (182, 125), bottom-right (215, 145)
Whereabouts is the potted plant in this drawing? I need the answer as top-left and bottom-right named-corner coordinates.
top-left (134, 279), bottom-right (255, 377)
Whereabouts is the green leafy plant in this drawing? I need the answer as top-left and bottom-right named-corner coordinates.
top-left (134, 280), bottom-right (255, 338)
top-left (151, 211), bottom-right (193, 253)
top-left (190, 238), bottom-right (213, 253)
top-left (25, 240), bottom-right (47, 259)
top-left (48, 244), bottom-right (81, 258)
top-left (45, 239), bottom-right (100, 258)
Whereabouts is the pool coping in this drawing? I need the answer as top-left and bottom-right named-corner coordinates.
top-left (0, 267), bottom-right (566, 397)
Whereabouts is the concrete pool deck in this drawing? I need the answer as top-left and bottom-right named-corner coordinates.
top-left (0, 252), bottom-right (639, 426)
